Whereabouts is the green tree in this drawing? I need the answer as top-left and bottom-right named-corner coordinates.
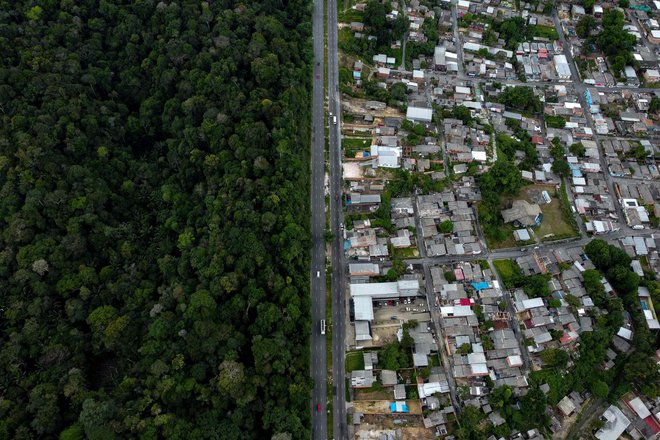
top-left (552, 159), bottom-right (570, 177)
top-left (589, 380), bottom-right (609, 398)
top-left (569, 142), bottom-right (586, 157)
top-left (649, 96), bottom-right (660, 113)
top-left (453, 105), bottom-right (472, 124)
top-left (576, 16), bottom-right (597, 38)
top-left (458, 343), bottom-right (471, 354)
top-left (439, 220), bottom-right (454, 234)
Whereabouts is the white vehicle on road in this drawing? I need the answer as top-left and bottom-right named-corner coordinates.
top-left (320, 319), bottom-right (326, 335)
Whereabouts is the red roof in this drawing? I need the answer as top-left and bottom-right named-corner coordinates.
top-left (459, 298), bottom-right (473, 306)
top-left (454, 268), bottom-right (464, 281)
top-left (643, 416), bottom-right (660, 434)
top-left (560, 333), bottom-right (573, 344)
top-left (531, 135), bottom-right (543, 145)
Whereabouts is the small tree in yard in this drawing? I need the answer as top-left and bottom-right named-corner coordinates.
top-left (439, 220), bottom-right (453, 233)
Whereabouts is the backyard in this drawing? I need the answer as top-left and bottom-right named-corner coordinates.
top-left (490, 184), bottom-right (578, 248)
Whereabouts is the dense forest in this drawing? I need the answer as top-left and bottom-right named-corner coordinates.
top-left (0, 1), bottom-right (312, 439)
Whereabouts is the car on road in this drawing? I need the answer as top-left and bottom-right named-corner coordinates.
top-left (534, 246), bottom-right (539, 250)
top-left (335, 194), bottom-right (339, 201)
top-left (317, 403), bottom-right (321, 412)
top-left (390, 316), bottom-right (398, 320)
top-left (316, 271), bottom-right (320, 278)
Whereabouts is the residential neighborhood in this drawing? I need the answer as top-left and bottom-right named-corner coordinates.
top-left (329, 0), bottom-right (660, 438)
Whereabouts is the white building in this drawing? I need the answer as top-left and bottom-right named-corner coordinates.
top-left (406, 106), bottom-right (433, 123)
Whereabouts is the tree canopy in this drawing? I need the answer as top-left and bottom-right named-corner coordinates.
top-left (0, 1), bottom-right (312, 438)
top-left (497, 86), bottom-right (542, 113)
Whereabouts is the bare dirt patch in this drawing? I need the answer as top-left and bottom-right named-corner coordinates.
top-left (353, 399), bottom-right (422, 415)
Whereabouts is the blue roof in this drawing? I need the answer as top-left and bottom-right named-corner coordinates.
top-left (390, 402), bottom-right (409, 413)
top-left (344, 240), bottom-right (350, 250)
top-left (471, 281), bottom-right (489, 291)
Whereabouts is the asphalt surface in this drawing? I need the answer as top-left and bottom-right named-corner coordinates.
top-left (310, 0), bottom-right (327, 436)
top-left (327, 0), bottom-right (348, 437)
top-left (412, 195), bottom-right (463, 413)
top-left (451, 0), bottom-right (465, 77)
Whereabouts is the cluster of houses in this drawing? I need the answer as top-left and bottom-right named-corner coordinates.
top-left (417, 191), bottom-right (484, 257)
top-left (432, 262), bottom-right (531, 420)
top-left (604, 138), bottom-right (659, 179)
top-left (560, 0), bottom-right (660, 89)
top-left (594, 90), bottom-right (659, 136)
top-left (590, 393), bottom-right (660, 440)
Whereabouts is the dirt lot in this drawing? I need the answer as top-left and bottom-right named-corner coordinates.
top-left (353, 400), bottom-right (422, 415)
top-left (370, 324), bottom-right (399, 346)
top-left (342, 96), bottom-right (404, 118)
top-left (372, 300), bottom-right (431, 323)
top-left (357, 420), bottom-right (437, 440)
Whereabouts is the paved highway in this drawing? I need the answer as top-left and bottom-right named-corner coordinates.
top-left (310, 0), bottom-right (327, 436)
top-left (328, 0), bottom-right (348, 437)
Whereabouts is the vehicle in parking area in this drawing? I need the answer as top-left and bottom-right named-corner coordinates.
top-left (390, 316), bottom-right (398, 320)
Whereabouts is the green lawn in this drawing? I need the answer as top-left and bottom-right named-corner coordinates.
top-left (496, 184), bottom-right (578, 245)
top-left (393, 247), bottom-right (419, 259)
top-left (345, 351), bottom-right (364, 372)
top-left (337, 8), bottom-right (363, 23)
top-left (493, 259), bottom-right (520, 289)
top-left (531, 25), bottom-right (559, 40)
top-left (533, 186), bottom-right (579, 241)
top-left (428, 354), bottom-right (441, 368)
top-left (343, 137), bottom-right (372, 149)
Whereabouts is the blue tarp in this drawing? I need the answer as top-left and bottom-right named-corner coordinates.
top-left (471, 281), bottom-right (489, 291)
top-left (390, 402), bottom-right (409, 413)
top-left (344, 240), bottom-right (350, 250)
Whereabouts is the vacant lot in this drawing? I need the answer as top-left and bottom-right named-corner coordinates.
top-left (493, 259), bottom-right (520, 289)
top-left (531, 186), bottom-right (578, 241)
top-left (354, 387), bottom-right (394, 401)
top-left (346, 351), bottom-right (365, 372)
top-left (353, 399), bottom-right (422, 415)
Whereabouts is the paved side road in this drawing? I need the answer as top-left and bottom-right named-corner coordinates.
top-left (310, 0), bottom-right (327, 437)
top-left (328, 0), bottom-right (348, 438)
